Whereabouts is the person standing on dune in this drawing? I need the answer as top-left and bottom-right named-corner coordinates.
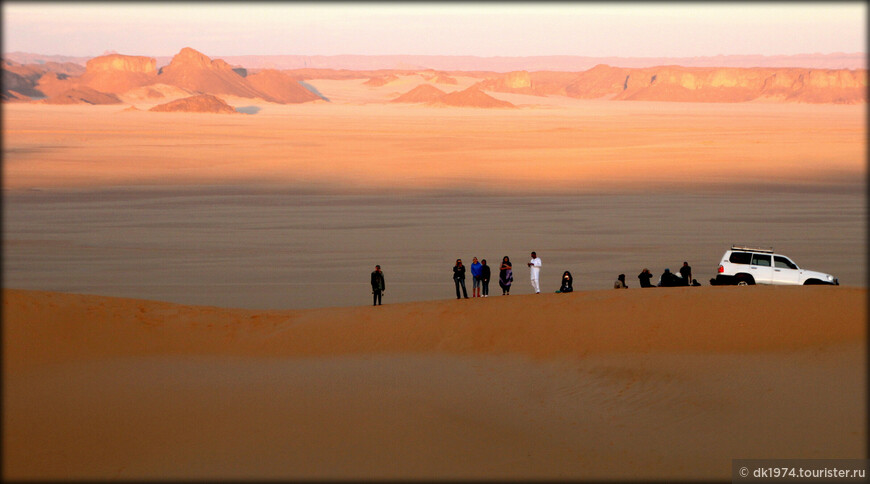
top-left (371, 265), bottom-right (385, 306)
top-left (453, 259), bottom-right (469, 299)
top-left (470, 257), bottom-right (483, 298)
top-left (480, 259), bottom-right (491, 298)
top-left (528, 251), bottom-right (542, 294)
top-left (499, 256), bottom-right (513, 295)
top-left (679, 261), bottom-right (693, 286)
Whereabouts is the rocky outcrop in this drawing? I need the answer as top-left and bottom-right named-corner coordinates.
top-left (148, 93), bottom-right (236, 113)
top-left (429, 86), bottom-right (515, 108)
top-left (475, 70), bottom-right (578, 97)
top-left (156, 47), bottom-right (275, 101)
top-left (42, 86), bottom-right (122, 105)
top-left (566, 65), bottom-right (867, 103)
top-left (364, 74), bottom-right (400, 86)
top-left (78, 53), bottom-right (158, 94)
top-left (2, 60), bottom-right (85, 100)
top-left (390, 84), bottom-right (447, 103)
top-left (245, 69), bottom-right (321, 103)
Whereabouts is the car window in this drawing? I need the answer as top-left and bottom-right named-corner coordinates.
top-left (751, 254), bottom-right (771, 267)
top-left (729, 252), bottom-right (752, 264)
top-left (774, 256), bottom-right (798, 270)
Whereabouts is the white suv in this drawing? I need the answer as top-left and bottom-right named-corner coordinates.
top-left (713, 245), bottom-right (838, 286)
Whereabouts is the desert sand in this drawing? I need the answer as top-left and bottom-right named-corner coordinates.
top-left (3, 286), bottom-right (865, 480)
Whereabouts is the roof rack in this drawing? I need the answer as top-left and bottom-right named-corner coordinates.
top-left (731, 244), bottom-right (773, 253)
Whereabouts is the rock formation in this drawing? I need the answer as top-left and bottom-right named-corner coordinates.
top-left (390, 84), bottom-right (447, 103)
top-left (429, 86), bottom-right (515, 108)
top-left (42, 86), bottom-right (122, 105)
top-left (148, 93), bottom-right (236, 113)
top-left (565, 64), bottom-right (867, 103)
top-left (364, 74), bottom-right (400, 86)
top-left (245, 69), bottom-right (321, 103)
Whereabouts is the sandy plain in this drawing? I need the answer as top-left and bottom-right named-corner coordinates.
top-left (2, 77), bottom-right (867, 480)
top-left (3, 82), bottom-right (866, 308)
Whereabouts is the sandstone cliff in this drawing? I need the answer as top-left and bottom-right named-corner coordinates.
top-left (566, 65), bottom-right (867, 104)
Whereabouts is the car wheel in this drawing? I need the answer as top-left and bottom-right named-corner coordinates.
top-left (735, 274), bottom-right (754, 286)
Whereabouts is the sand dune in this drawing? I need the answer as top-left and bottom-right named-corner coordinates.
top-left (3, 286), bottom-right (864, 479)
top-left (148, 93), bottom-right (237, 114)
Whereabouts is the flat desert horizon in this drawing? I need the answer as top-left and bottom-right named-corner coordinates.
top-left (3, 66), bottom-right (867, 480)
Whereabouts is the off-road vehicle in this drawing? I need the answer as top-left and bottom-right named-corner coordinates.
top-left (713, 245), bottom-right (838, 286)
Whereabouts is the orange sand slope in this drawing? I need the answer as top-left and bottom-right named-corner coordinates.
top-left (4, 286), bottom-right (865, 480)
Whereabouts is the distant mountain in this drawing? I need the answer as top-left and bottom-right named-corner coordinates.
top-left (3, 48), bottom-right (322, 105)
top-left (6, 52), bottom-right (865, 71)
top-left (3, 48), bottom-right (865, 105)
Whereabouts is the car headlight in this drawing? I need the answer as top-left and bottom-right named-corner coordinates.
top-left (826, 275), bottom-right (834, 281)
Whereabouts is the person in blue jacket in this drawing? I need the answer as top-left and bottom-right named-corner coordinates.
top-left (470, 257), bottom-right (483, 298)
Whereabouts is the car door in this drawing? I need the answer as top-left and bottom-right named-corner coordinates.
top-left (749, 253), bottom-right (773, 284)
top-left (772, 255), bottom-right (801, 285)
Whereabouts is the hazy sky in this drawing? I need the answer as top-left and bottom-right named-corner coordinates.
top-left (3, 2), bottom-right (866, 58)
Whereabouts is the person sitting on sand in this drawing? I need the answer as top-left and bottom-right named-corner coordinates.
top-left (658, 268), bottom-right (679, 287)
top-left (638, 268), bottom-right (655, 288)
top-left (471, 257), bottom-right (483, 298)
top-left (371, 265), bottom-right (385, 306)
top-left (453, 259), bottom-right (469, 299)
top-left (614, 273), bottom-right (628, 289)
top-left (499, 256), bottom-right (513, 295)
top-left (561, 271), bottom-right (574, 292)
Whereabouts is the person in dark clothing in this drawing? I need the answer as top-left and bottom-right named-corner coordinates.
top-left (658, 268), bottom-right (679, 287)
top-left (638, 268), bottom-right (655, 288)
top-left (679, 261), bottom-right (693, 286)
top-left (614, 273), bottom-right (628, 289)
top-left (480, 259), bottom-right (491, 297)
top-left (562, 271), bottom-right (574, 292)
top-left (499, 256), bottom-right (513, 295)
top-left (371, 265), bottom-right (385, 306)
top-left (453, 259), bottom-right (469, 299)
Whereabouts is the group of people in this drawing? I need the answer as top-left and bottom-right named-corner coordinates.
top-left (631, 261), bottom-right (697, 288)
top-left (452, 252), bottom-right (538, 299)
top-left (370, 255), bottom-right (700, 306)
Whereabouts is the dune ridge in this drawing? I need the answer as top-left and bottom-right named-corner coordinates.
top-left (5, 286), bottom-right (863, 370)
